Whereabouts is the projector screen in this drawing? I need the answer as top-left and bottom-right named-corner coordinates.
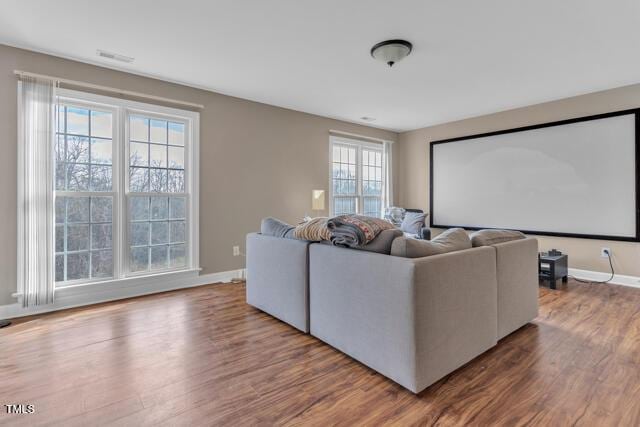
top-left (430, 110), bottom-right (639, 241)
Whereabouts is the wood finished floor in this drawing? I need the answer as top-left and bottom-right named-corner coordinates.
top-left (1, 280), bottom-right (640, 426)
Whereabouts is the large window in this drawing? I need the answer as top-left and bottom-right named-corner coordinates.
top-left (330, 136), bottom-right (387, 218)
top-left (54, 89), bottom-right (199, 287)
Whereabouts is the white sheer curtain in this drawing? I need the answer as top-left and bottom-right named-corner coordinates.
top-left (17, 77), bottom-right (56, 307)
top-left (382, 140), bottom-right (394, 213)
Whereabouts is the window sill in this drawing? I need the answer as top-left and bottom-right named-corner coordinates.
top-left (54, 267), bottom-right (202, 297)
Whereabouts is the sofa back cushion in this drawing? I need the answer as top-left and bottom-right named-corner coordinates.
top-left (470, 229), bottom-right (526, 247)
top-left (391, 227), bottom-right (471, 258)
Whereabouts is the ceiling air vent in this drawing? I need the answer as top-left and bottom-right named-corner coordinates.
top-left (96, 49), bottom-right (134, 63)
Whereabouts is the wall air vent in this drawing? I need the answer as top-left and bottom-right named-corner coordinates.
top-left (96, 49), bottom-right (134, 63)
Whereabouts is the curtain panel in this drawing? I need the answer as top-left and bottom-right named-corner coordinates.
top-left (17, 77), bottom-right (56, 307)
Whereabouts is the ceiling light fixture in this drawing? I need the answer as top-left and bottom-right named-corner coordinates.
top-left (370, 39), bottom-right (412, 67)
top-left (96, 49), bottom-right (135, 63)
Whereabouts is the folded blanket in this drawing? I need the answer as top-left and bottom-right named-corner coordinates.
top-left (327, 215), bottom-right (395, 248)
top-left (293, 217), bottom-right (332, 241)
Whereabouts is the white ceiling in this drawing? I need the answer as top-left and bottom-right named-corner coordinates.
top-left (2, 0), bottom-right (640, 132)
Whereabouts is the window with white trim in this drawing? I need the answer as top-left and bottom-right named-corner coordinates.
top-left (54, 89), bottom-right (199, 287)
top-left (330, 136), bottom-right (386, 218)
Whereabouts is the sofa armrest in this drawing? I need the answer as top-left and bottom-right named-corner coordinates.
top-left (246, 233), bottom-right (311, 332)
top-left (492, 237), bottom-right (539, 339)
top-left (309, 245), bottom-right (497, 393)
top-left (410, 247), bottom-right (498, 389)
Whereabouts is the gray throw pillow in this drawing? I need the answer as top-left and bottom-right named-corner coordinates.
top-left (401, 211), bottom-right (427, 235)
top-left (470, 229), bottom-right (526, 247)
top-left (260, 217), bottom-right (295, 239)
top-left (354, 229), bottom-right (403, 255)
top-left (391, 227), bottom-right (471, 258)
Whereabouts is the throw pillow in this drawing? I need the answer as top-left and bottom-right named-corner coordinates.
top-left (260, 217), bottom-right (295, 239)
top-left (470, 229), bottom-right (526, 247)
top-left (391, 227), bottom-right (471, 258)
top-left (401, 211), bottom-right (427, 235)
top-left (354, 229), bottom-right (403, 255)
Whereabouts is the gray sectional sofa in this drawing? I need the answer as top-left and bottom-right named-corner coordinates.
top-left (245, 230), bottom-right (538, 393)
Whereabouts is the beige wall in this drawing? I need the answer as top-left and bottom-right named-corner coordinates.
top-left (396, 84), bottom-right (640, 277)
top-left (0, 44), bottom-right (397, 305)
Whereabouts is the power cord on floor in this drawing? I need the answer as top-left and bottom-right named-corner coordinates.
top-left (568, 250), bottom-right (615, 284)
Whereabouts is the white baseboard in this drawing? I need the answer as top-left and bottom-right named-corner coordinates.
top-left (568, 268), bottom-right (640, 289)
top-left (0, 268), bottom-right (246, 320)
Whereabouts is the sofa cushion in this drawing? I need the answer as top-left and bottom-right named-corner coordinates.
top-left (391, 227), bottom-right (471, 258)
top-left (261, 217), bottom-right (295, 239)
top-left (401, 211), bottom-right (427, 235)
top-left (470, 229), bottom-right (526, 247)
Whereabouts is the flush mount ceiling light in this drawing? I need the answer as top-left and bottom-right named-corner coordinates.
top-left (370, 39), bottom-right (412, 67)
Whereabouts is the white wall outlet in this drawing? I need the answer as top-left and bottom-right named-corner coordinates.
top-left (601, 247), bottom-right (611, 258)
top-left (233, 246), bottom-right (240, 257)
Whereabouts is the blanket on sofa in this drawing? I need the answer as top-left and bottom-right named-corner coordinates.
top-left (327, 215), bottom-right (395, 248)
top-left (293, 217), bottom-right (332, 241)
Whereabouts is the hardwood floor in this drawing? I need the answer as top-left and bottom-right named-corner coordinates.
top-left (1, 280), bottom-right (640, 426)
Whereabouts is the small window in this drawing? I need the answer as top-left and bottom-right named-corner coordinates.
top-left (329, 137), bottom-right (387, 218)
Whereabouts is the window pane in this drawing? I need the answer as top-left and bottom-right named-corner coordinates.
top-left (55, 197), bottom-right (66, 223)
top-left (56, 225), bottom-right (64, 252)
top-left (130, 142), bottom-right (149, 167)
top-left (91, 138), bottom-right (112, 164)
top-left (168, 146), bottom-right (184, 169)
top-left (168, 122), bottom-right (184, 146)
top-left (56, 196), bottom-right (113, 283)
top-left (170, 244), bottom-right (186, 268)
top-left (67, 197), bottom-right (90, 223)
top-left (90, 111), bottom-right (112, 138)
top-left (67, 252), bottom-right (90, 280)
top-left (66, 163), bottom-right (90, 191)
top-left (67, 224), bottom-right (90, 251)
top-left (91, 224), bottom-right (112, 250)
top-left (130, 222), bottom-right (150, 246)
top-left (91, 250), bottom-right (113, 278)
top-left (169, 197), bottom-right (186, 219)
top-left (150, 119), bottom-right (167, 143)
top-left (168, 170), bottom-right (185, 193)
top-left (130, 167), bottom-right (149, 192)
top-left (150, 144), bottom-right (167, 168)
top-left (67, 107), bottom-right (89, 135)
top-left (149, 168), bottom-right (167, 192)
top-left (150, 245), bottom-right (168, 269)
top-left (91, 197), bottom-right (113, 223)
top-left (56, 163), bottom-right (66, 190)
top-left (55, 255), bottom-right (64, 282)
top-left (57, 105), bottom-right (65, 134)
top-left (66, 136), bottom-right (89, 163)
top-left (90, 165), bottom-right (112, 191)
top-left (130, 197), bottom-right (149, 221)
top-left (151, 222), bottom-right (169, 245)
top-left (170, 221), bottom-right (186, 243)
top-left (130, 116), bottom-right (149, 142)
top-left (130, 247), bottom-right (149, 272)
top-left (150, 197), bottom-right (168, 220)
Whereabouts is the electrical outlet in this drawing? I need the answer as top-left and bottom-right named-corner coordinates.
top-left (233, 246), bottom-right (240, 257)
top-left (601, 247), bottom-right (611, 258)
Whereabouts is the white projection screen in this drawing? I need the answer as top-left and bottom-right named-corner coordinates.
top-left (430, 110), bottom-right (639, 241)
